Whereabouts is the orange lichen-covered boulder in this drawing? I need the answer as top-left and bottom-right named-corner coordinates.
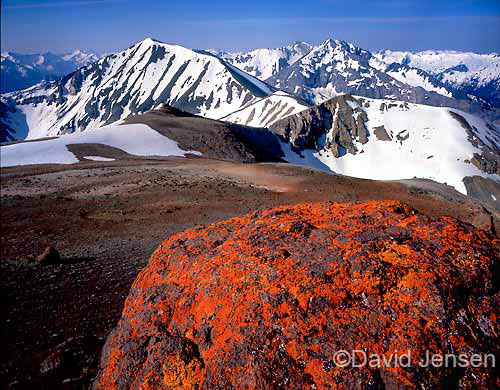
top-left (94, 201), bottom-right (500, 390)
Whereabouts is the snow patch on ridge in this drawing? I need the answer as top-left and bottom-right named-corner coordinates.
top-left (221, 91), bottom-right (310, 128)
top-left (84, 156), bottom-right (116, 161)
top-left (278, 96), bottom-right (500, 195)
top-left (0, 123), bottom-right (200, 167)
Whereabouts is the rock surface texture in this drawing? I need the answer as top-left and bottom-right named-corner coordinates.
top-left (271, 95), bottom-right (369, 156)
top-left (94, 201), bottom-right (499, 390)
top-left (37, 245), bottom-right (61, 265)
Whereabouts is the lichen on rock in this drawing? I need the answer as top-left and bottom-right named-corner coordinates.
top-left (94, 201), bottom-right (500, 390)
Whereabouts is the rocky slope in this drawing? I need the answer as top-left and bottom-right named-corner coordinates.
top-left (0, 38), bottom-right (276, 141)
top-left (271, 94), bottom-right (500, 200)
top-left (0, 50), bottom-right (100, 93)
top-left (122, 105), bottom-right (285, 162)
top-left (265, 39), bottom-right (496, 122)
top-left (93, 200), bottom-right (500, 389)
top-left (3, 157), bottom-right (499, 390)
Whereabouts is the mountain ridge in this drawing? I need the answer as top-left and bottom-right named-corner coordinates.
top-left (206, 39), bottom-right (500, 113)
top-left (204, 41), bottom-right (313, 80)
top-left (373, 49), bottom-right (500, 108)
top-left (264, 38), bottom-right (497, 122)
top-left (0, 50), bottom-right (100, 93)
top-left (270, 94), bottom-right (500, 202)
top-left (0, 38), bottom-right (278, 141)
top-left (2, 36), bottom-right (500, 144)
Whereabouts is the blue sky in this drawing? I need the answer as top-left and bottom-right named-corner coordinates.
top-left (1, 0), bottom-right (500, 54)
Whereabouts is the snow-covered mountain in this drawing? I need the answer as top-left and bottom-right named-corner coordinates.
top-left (0, 104), bottom-right (285, 167)
top-left (265, 39), bottom-right (493, 122)
top-left (374, 49), bottom-right (500, 76)
top-left (208, 40), bottom-right (499, 113)
top-left (0, 50), bottom-right (100, 93)
top-left (3, 37), bottom-right (500, 143)
top-left (61, 50), bottom-right (101, 65)
top-left (378, 63), bottom-right (456, 98)
top-left (0, 38), bottom-right (278, 141)
top-left (221, 91), bottom-right (310, 128)
top-left (205, 42), bottom-right (313, 80)
top-left (271, 94), bottom-right (500, 198)
top-left (373, 50), bottom-right (500, 108)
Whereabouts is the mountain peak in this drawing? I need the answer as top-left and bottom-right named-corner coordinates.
top-left (142, 37), bottom-right (158, 44)
top-left (322, 38), bottom-right (340, 46)
top-left (0, 38), bottom-right (276, 137)
top-left (313, 38), bottom-right (372, 60)
top-left (321, 38), bottom-right (357, 51)
top-left (290, 40), bottom-right (310, 47)
top-left (132, 37), bottom-right (164, 49)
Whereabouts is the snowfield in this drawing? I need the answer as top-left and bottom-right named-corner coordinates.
top-left (384, 66), bottom-right (453, 97)
top-left (83, 156), bottom-right (116, 161)
top-left (374, 49), bottom-right (500, 80)
top-left (278, 96), bottom-right (500, 195)
top-left (373, 49), bottom-right (500, 100)
top-left (0, 122), bottom-right (200, 167)
top-left (224, 62), bottom-right (274, 96)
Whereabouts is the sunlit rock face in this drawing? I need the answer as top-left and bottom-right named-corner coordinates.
top-left (94, 201), bottom-right (499, 390)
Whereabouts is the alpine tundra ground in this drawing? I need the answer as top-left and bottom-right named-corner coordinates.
top-left (1, 156), bottom-right (499, 389)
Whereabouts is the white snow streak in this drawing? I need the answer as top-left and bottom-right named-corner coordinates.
top-left (0, 123), bottom-right (201, 167)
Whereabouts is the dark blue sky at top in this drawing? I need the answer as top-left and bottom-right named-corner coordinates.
top-left (1, 0), bottom-right (500, 54)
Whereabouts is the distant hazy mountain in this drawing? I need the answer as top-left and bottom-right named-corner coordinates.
top-left (204, 42), bottom-right (313, 80)
top-left (0, 50), bottom-right (100, 93)
top-left (0, 38), bottom-right (279, 140)
top-left (373, 49), bottom-right (500, 108)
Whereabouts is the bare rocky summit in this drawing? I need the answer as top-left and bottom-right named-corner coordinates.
top-left (123, 105), bottom-right (285, 163)
top-left (271, 95), bottom-right (369, 157)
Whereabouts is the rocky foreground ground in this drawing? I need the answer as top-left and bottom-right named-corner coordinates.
top-left (94, 201), bottom-right (500, 389)
top-left (1, 157), bottom-right (499, 389)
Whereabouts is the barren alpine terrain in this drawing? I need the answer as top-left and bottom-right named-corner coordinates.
top-left (1, 155), bottom-right (498, 389)
top-left (2, 1), bottom-right (500, 388)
